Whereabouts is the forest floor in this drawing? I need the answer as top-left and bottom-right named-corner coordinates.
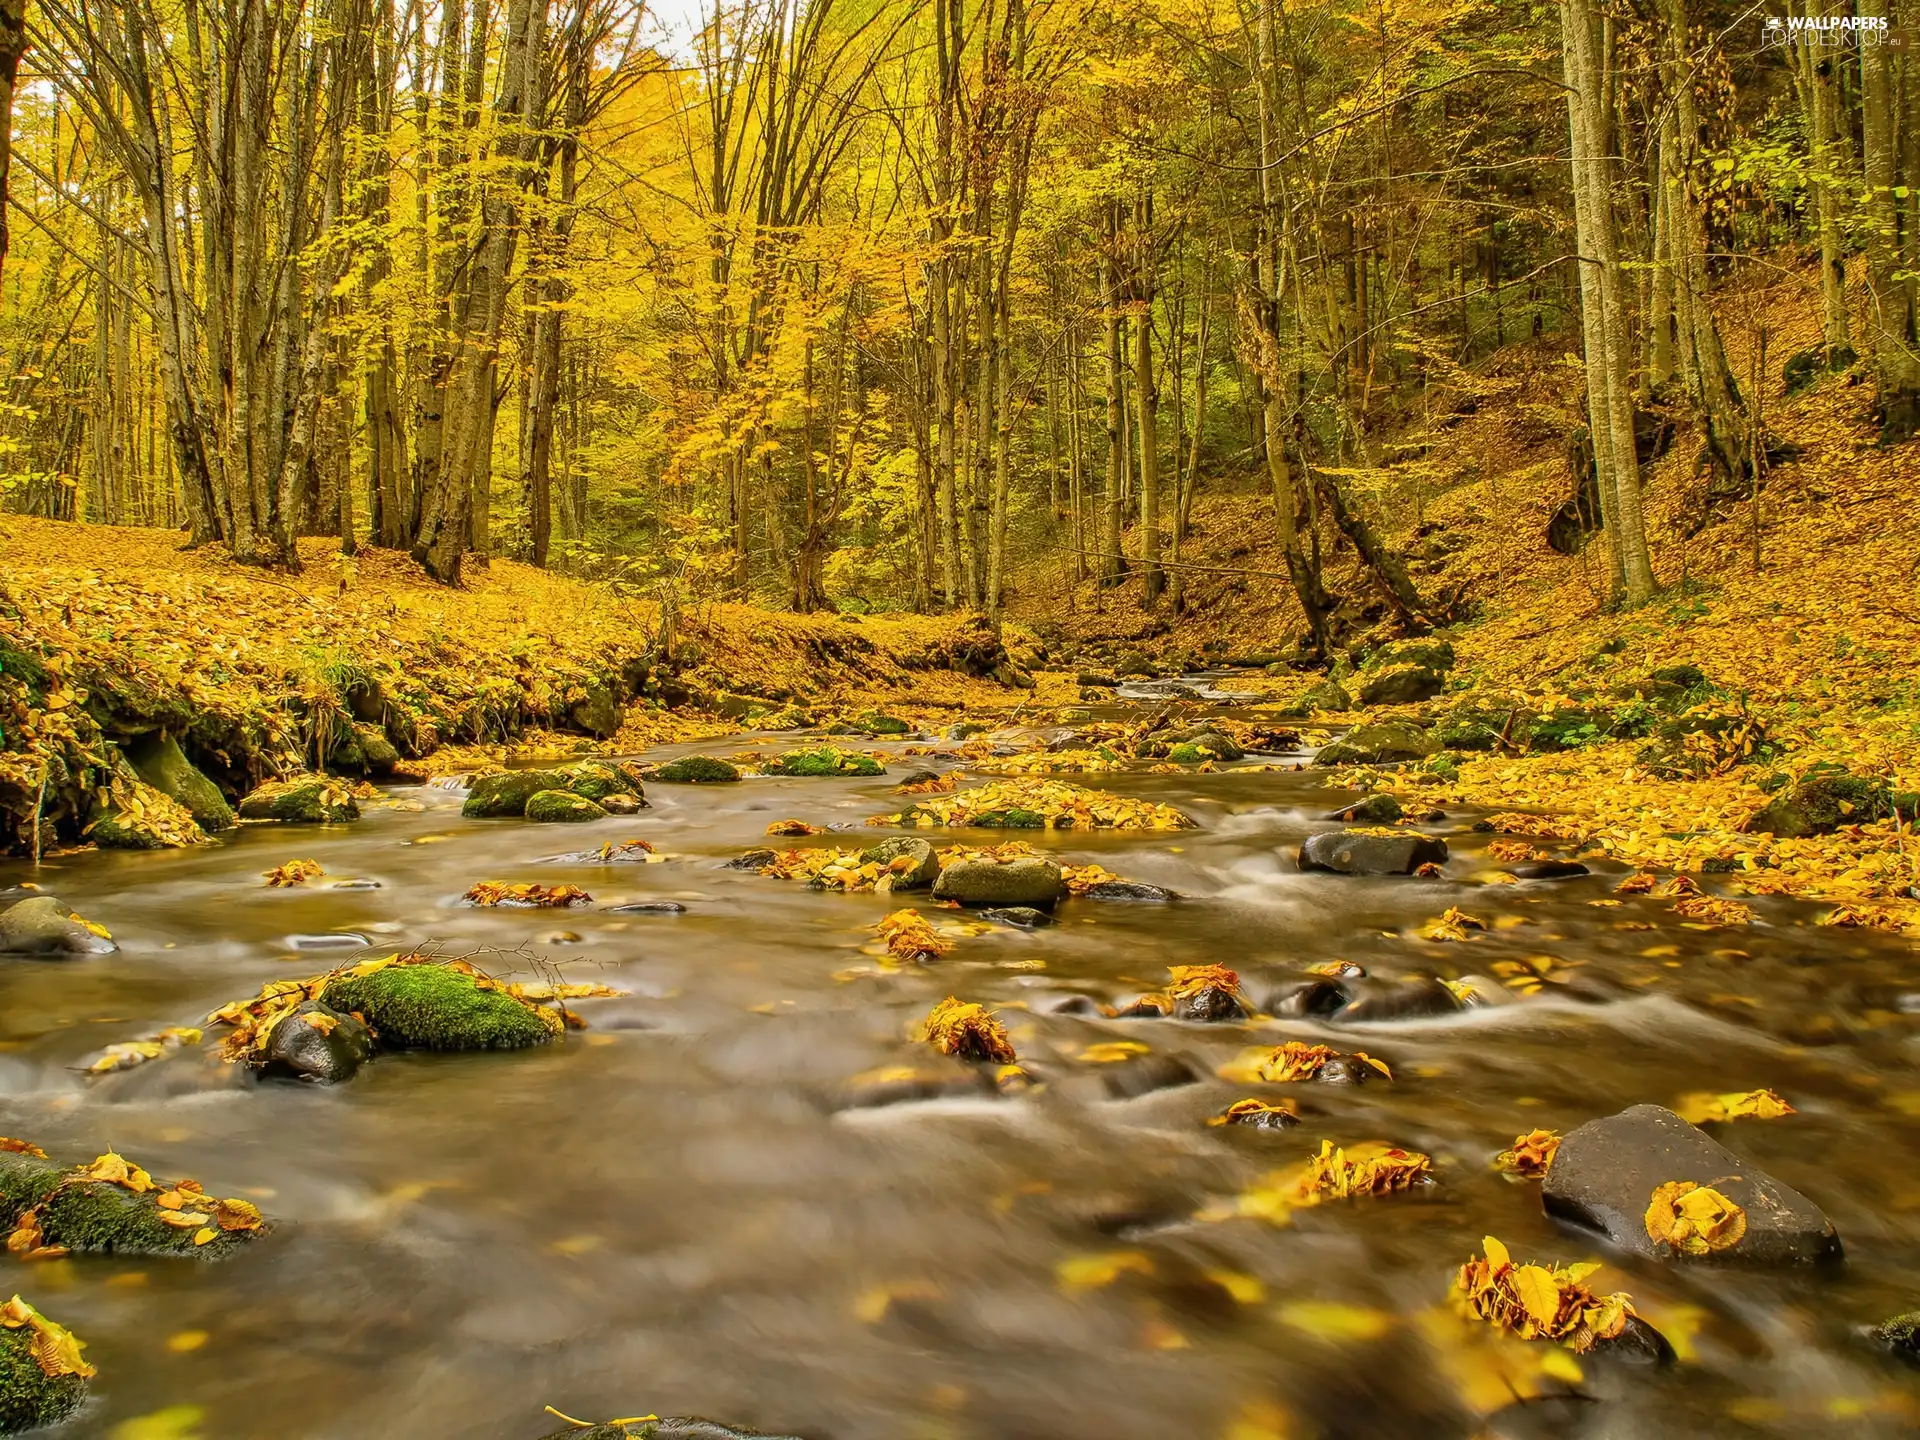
top-left (1019, 267), bottom-right (1920, 929)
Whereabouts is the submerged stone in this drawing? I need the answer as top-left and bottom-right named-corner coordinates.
top-left (1081, 881), bottom-right (1179, 902)
top-left (320, 964), bottom-right (562, 1051)
top-left (240, 776), bottom-right (361, 823)
top-left (604, 901), bottom-right (687, 914)
top-left (0, 897), bottom-right (116, 956)
top-left (1100, 1052), bottom-right (1199, 1100)
top-left (981, 906), bottom-right (1051, 928)
top-left (1332, 976), bottom-right (1464, 1023)
top-left (1512, 859), bottom-right (1591, 881)
top-left (1541, 1104), bottom-right (1842, 1264)
top-left (1874, 1311), bottom-right (1920, 1362)
top-left (932, 857), bottom-right (1065, 907)
top-left (541, 1418), bottom-right (805, 1440)
top-left (1297, 829), bottom-right (1448, 876)
top-left (262, 1000), bottom-right (373, 1084)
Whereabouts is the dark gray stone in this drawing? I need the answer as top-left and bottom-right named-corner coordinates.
top-left (1329, 794), bottom-right (1404, 824)
top-left (724, 849), bottom-right (777, 871)
top-left (1332, 976), bottom-right (1463, 1023)
top-left (1261, 977), bottom-right (1350, 1018)
top-left (604, 901), bottom-right (687, 914)
top-left (1357, 665), bottom-right (1446, 706)
top-left (262, 1000), bottom-right (373, 1084)
top-left (1297, 829), bottom-right (1448, 875)
top-left (1513, 859), bottom-right (1591, 881)
top-left (981, 906), bottom-right (1051, 928)
top-left (1541, 1104), bottom-right (1842, 1264)
top-left (1100, 1052), bottom-right (1199, 1100)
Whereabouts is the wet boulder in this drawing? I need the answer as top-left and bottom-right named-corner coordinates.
top-left (0, 1307), bottom-right (89, 1432)
top-left (1082, 881), bottom-right (1179, 902)
top-left (858, 712), bottom-right (912, 736)
top-left (1315, 721), bottom-right (1437, 766)
top-left (0, 897), bottom-right (117, 956)
top-left (1332, 976), bottom-right (1464, 1023)
top-left (1101, 1052), bottom-right (1200, 1100)
top-left (723, 849), bottom-right (776, 871)
top-left (932, 856), bottom-right (1065, 907)
top-left (127, 733), bottom-right (234, 831)
top-left (1356, 665), bottom-right (1446, 707)
top-left (240, 776), bottom-right (361, 823)
top-left (526, 789), bottom-right (608, 823)
top-left (1329, 794), bottom-right (1403, 824)
top-left (560, 761), bottom-right (646, 805)
top-left (262, 1000), bottom-right (374, 1084)
top-left (857, 837), bottom-right (939, 888)
top-left (981, 906), bottom-right (1051, 928)
top-left (1261, 977), bottom-right (1350, 1018)
top-left (652, 756), bottom-right (742, 783)
top-left (1541, 1104), bottom-right (1842, 1264)
top-left (89, 778), bottom-right (207, 849)
top-left (1298, 829), bottom-right (1449, 876)
top-left (1152, 725), bottom-right (1245, 761)
top-left (461, 768), bottom-right (569, 818)
top-left (1750, 767), bottom-right (1900, 838)
top-left (320, 964), bottom-right (562, 1051)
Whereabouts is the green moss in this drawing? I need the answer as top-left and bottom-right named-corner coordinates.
top-left (239, 776), bottom-right (360, 823)
top-left (0, 1326), bottom-right (86, 1434)
top-left (560, 762), bottom-right (640, 802)
top-left (859, 712), bottom-right (911, 735)
top-left (525, 789), bottom-right (606, 822)
top-left (768, 746), bottom-right (884, 777)
top-left (0, 1152), bottom-right (256, 1261)
top-left (969, 807), bottom-right (1046, 828)
top-left (1166, 743), bottom-right (1203, 764)
top-left (128, 733), bottom-right (235, 831)
top-left (462, 769), bottom-right (570, 817)
top-left (1750, 767), bottom-right (1895, 838)
top-left (653, 756), bottom-right (741, 783)
top-left (1875, 1311), bottom-right (1920, 1357)
top-left (321, 964), bottom-right (562, 1051)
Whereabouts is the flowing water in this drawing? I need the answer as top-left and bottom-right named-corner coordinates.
top-left (2, 710), bottom-right (1918, 1439)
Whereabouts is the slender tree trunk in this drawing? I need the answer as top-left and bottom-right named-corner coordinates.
top-left (1133, 192), bottom-right (1162, 604)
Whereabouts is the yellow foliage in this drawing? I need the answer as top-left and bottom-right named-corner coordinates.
top-left (915, 996), bottom-right (1015, 1063)
top-left (1220, 1041), bottom-right (1392, 1084)
top-left (462, 882), bottom-right (592, 907)
top-left (876, 778), bottom-right (1195, 831)
top-left (1674, 1088), bottom-right (1795, 1124)
top-left (1419, 906), bottom-right (1486, 941)
top-left (875, 909), bottom-right (952, 962)
top-left (262, 859), bottom-right (325, 887)
top-left (1209, 1140), bottom-right (1431, 1225)
top-left (0, 1295), bottom-right (94, 1379)
top-left (1493, 1129), bottom-right (1561, 1179)
top-left (1453, 1236), bottom-right (1636, 1353)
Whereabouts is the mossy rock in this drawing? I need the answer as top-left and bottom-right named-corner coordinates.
top-left (569, 682), bottom-right (623, 738)
top-left (559, 761), bottom-right (643, 804)
top-left (967, 807), bottom-right (1047, 828)
top-left (1438, 720), bottom-right (1499, 751)
top-left (1750, 768), bottom-right (1896, 838)
top-left (1356, 664), bottom-right (1446, 707)
top-left (0, 1151), bottom-right (260, 1261)
top-left (351, 722), bottom-right (400, 776)
top-left (758, 707), bottom-right (814, 731)
top-left (0, 1323), bottom-right (87, 1433)
top-left (526, 789), bottom-right (607, 823)
top-left (239, 776), bottom-right (361, 823)
top-left (1874, 1311), bottom-right (1920, 1360)
top-left (858, 712), bottom-right (911, 736)
top-left (127, 733), bottom-right (234, 831)
top-left (321, 964), bottom-right (562, 1051)
top-left (1281, 679), bottom-right (1352, 717)
top-left (768, 747), bottom-right (885, 777)
top-left (653, 756), bottom-right (741, 784)
top-left (461, 769), bottom-right (570, 818)
top-left (89, 779), bottom-right (208, 849)
top-left (1315, 722), bottom-right (1437, 766)
top-left (1363, 638), bottom-right (1455, 674)
top-left (947, 721), bottom-right (992, 740)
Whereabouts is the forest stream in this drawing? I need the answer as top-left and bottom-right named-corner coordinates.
top-left (2, 699), bottom-right (1917, 1440)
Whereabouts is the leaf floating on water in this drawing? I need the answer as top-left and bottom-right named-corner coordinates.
top-left (1276, 1300), bottom-right (1394, 1344)
top-left (462, 881), bottom-right (592, 908)
top-left (1819, 904), bottom-right (1910, 932)
top-left (262, 858), bottom-right (324, 887)
top-left (1418, 906), bottom-right (1486, 942)
top-left (916, 996), bottom-right (1015, 1063)
top-left (876, 909), bottom-right (953, 963)
top-left (1056, 1250), bottom-right (1153, 1292)
top-left (1079, 1040), bottom-right (1150, 1064)
top-left (1452, 1235), bottom-right (1637, 1352)
top-left (1493, 1129), bottom-right (1561, 1180)
top-left (1616, 872), bottom-right (1660, 894)
top-left (1674, 1089), bottom-right (1795, 1125)
top-left (1645, 1181), bottom-right (1747, 1254)
top-left (0, 1294), bottom-right (95, 1378)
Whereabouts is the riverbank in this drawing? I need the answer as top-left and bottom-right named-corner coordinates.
top-left (0, 520), bottom-right (1026, 855)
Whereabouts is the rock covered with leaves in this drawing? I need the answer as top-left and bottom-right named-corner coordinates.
top-left (0, 1142), bottom-right (266, 1261)
top-left (1540, 1104), bottom-right (1840, 1264)
top-left (239, 775), bottom-right (361, 823)
top-left (764, 745), bottom-right (885, 777)
top-left (1453, 1236), bottom-right (1668, 1362)
top-left (650, 756), bottom-right (742, 784)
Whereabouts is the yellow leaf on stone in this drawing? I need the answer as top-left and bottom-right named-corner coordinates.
top-left (1645, 1180), bottom-right (1747, 1254)
top-left (1510, 1265), bottom-right (1562, 1330)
